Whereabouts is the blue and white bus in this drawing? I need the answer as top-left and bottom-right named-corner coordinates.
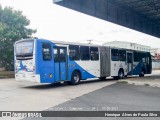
top-left (14, 38), bottom-right (152, 84)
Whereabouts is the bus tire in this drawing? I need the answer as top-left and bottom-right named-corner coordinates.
top-left (68, 71), bottom-right (81, 85)
top-left (118, 69), bottom-right (124, 79)
top-left (139, 70), bottom-right (144, 77)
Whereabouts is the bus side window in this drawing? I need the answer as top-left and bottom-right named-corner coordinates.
top-left (111, 49), bottom-right (119, 61)
top-left (119, 50), bottom-right (126, 61)
top-left (60, 49), bottom-right (66, 62)
top-left (42, 43), bottom-right (52, 61)
top-left (90, 47), bottom-right (99, 61)
top-left (141, 53), bottom-right (146, 63)
top-left (69, 45), bottom-right (80, 60)
top-left (80, 46), bottom-right (90, 60)
top-left (134, 52), bottom-right (137, 62)
top-left (127, 54), bottom-right (132, 63)
top-left (134, 52), bottom-right (141, 62)
top-left (54, 48), bottom-right (58, 62)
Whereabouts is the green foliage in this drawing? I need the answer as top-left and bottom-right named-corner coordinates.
top-left (0, 5), bottom-right (36, 70)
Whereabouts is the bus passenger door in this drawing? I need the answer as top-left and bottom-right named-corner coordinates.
top-left (127, 52), bottom-right (133, 75)
top-left (53, 47), bottom-right (67, 81)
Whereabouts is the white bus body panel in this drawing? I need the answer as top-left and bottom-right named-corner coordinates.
top-left (14, 40), bottom-right (41, 83)
top-left (75, 60), bottom-right (101, 77)
top-left (15, 57), bottom-right (40, 83)
top-left (110, 61), bottom-right (127, 76)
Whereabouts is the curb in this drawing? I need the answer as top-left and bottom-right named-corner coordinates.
top-left (118, 80), bottom-right (160, 88)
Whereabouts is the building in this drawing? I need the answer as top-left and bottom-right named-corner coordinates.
top-left (151, 48), bottom-right (160, 60)
top-left (103, 41), bottom-right (151, 52)
top-left (150, 48), bottom-right (160, 70)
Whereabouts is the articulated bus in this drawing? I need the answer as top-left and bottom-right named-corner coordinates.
top-left (14, 38), bottom-right (152, 85)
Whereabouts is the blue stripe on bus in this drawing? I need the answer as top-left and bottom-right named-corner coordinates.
top-left (67, 59), bottom-right (96, 80)
top-left (35, 39), bottom-right (96, 83)
top-left (38, 60), bottom-right (96, 83)
top-left (128, 62), bottom-right (143, 75)
top-left (17, 60), bottom-right (33, 73)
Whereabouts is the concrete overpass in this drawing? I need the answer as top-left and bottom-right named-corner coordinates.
top-left (53, 0), bottom-right (160, 38)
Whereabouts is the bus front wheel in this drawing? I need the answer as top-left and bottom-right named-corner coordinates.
top-left (68, 71), bottom-right (81, 85)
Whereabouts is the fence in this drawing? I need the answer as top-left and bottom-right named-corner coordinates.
top-left (152, 59), bottom-right (160, 70)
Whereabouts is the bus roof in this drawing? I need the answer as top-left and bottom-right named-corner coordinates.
top-left (15, 38), bottom-right (150, 53)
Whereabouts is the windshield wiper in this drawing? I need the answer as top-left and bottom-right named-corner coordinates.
top-left (16, 56), bottom-right (33, 60)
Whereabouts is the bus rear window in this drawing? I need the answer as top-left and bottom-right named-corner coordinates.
top-left (15, 41), bottom-right (34, 57)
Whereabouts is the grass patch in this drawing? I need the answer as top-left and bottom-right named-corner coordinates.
top-left (0, 71), bottom-right (14, 78)
top-left (117, 80), bottom-right (128, 84)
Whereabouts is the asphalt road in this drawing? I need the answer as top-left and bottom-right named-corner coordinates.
top-left (24, 81), bottom-right (160, 120)
top-left (50, 83), bottom-right (160, 111)
top-left (0, 71), bottom-right (160, 120)
top-left (0, 78), bottom-right (116, 111)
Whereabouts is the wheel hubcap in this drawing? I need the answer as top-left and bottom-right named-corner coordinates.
top-left (119, 72), bottom-right (123, 78)
top-left (74, 75), bottom-right (79, 82)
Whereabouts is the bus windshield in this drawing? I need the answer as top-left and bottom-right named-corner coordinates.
top-left (15, 40), bottom-right (34, 57)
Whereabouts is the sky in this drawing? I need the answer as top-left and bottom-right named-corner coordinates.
top-left (1, 0), bottom-right (160, 48)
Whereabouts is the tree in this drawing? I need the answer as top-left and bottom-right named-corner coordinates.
top-left (0, 5), bottom-right (36, 70)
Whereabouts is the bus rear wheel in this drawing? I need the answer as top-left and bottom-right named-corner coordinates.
top-left (118, 70), bottom-right (124, 79)
top-left (68, 71), bottom-right (81, 85)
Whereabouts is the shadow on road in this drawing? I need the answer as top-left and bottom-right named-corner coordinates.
top-left (21, 78), bottom-right (115, 90)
